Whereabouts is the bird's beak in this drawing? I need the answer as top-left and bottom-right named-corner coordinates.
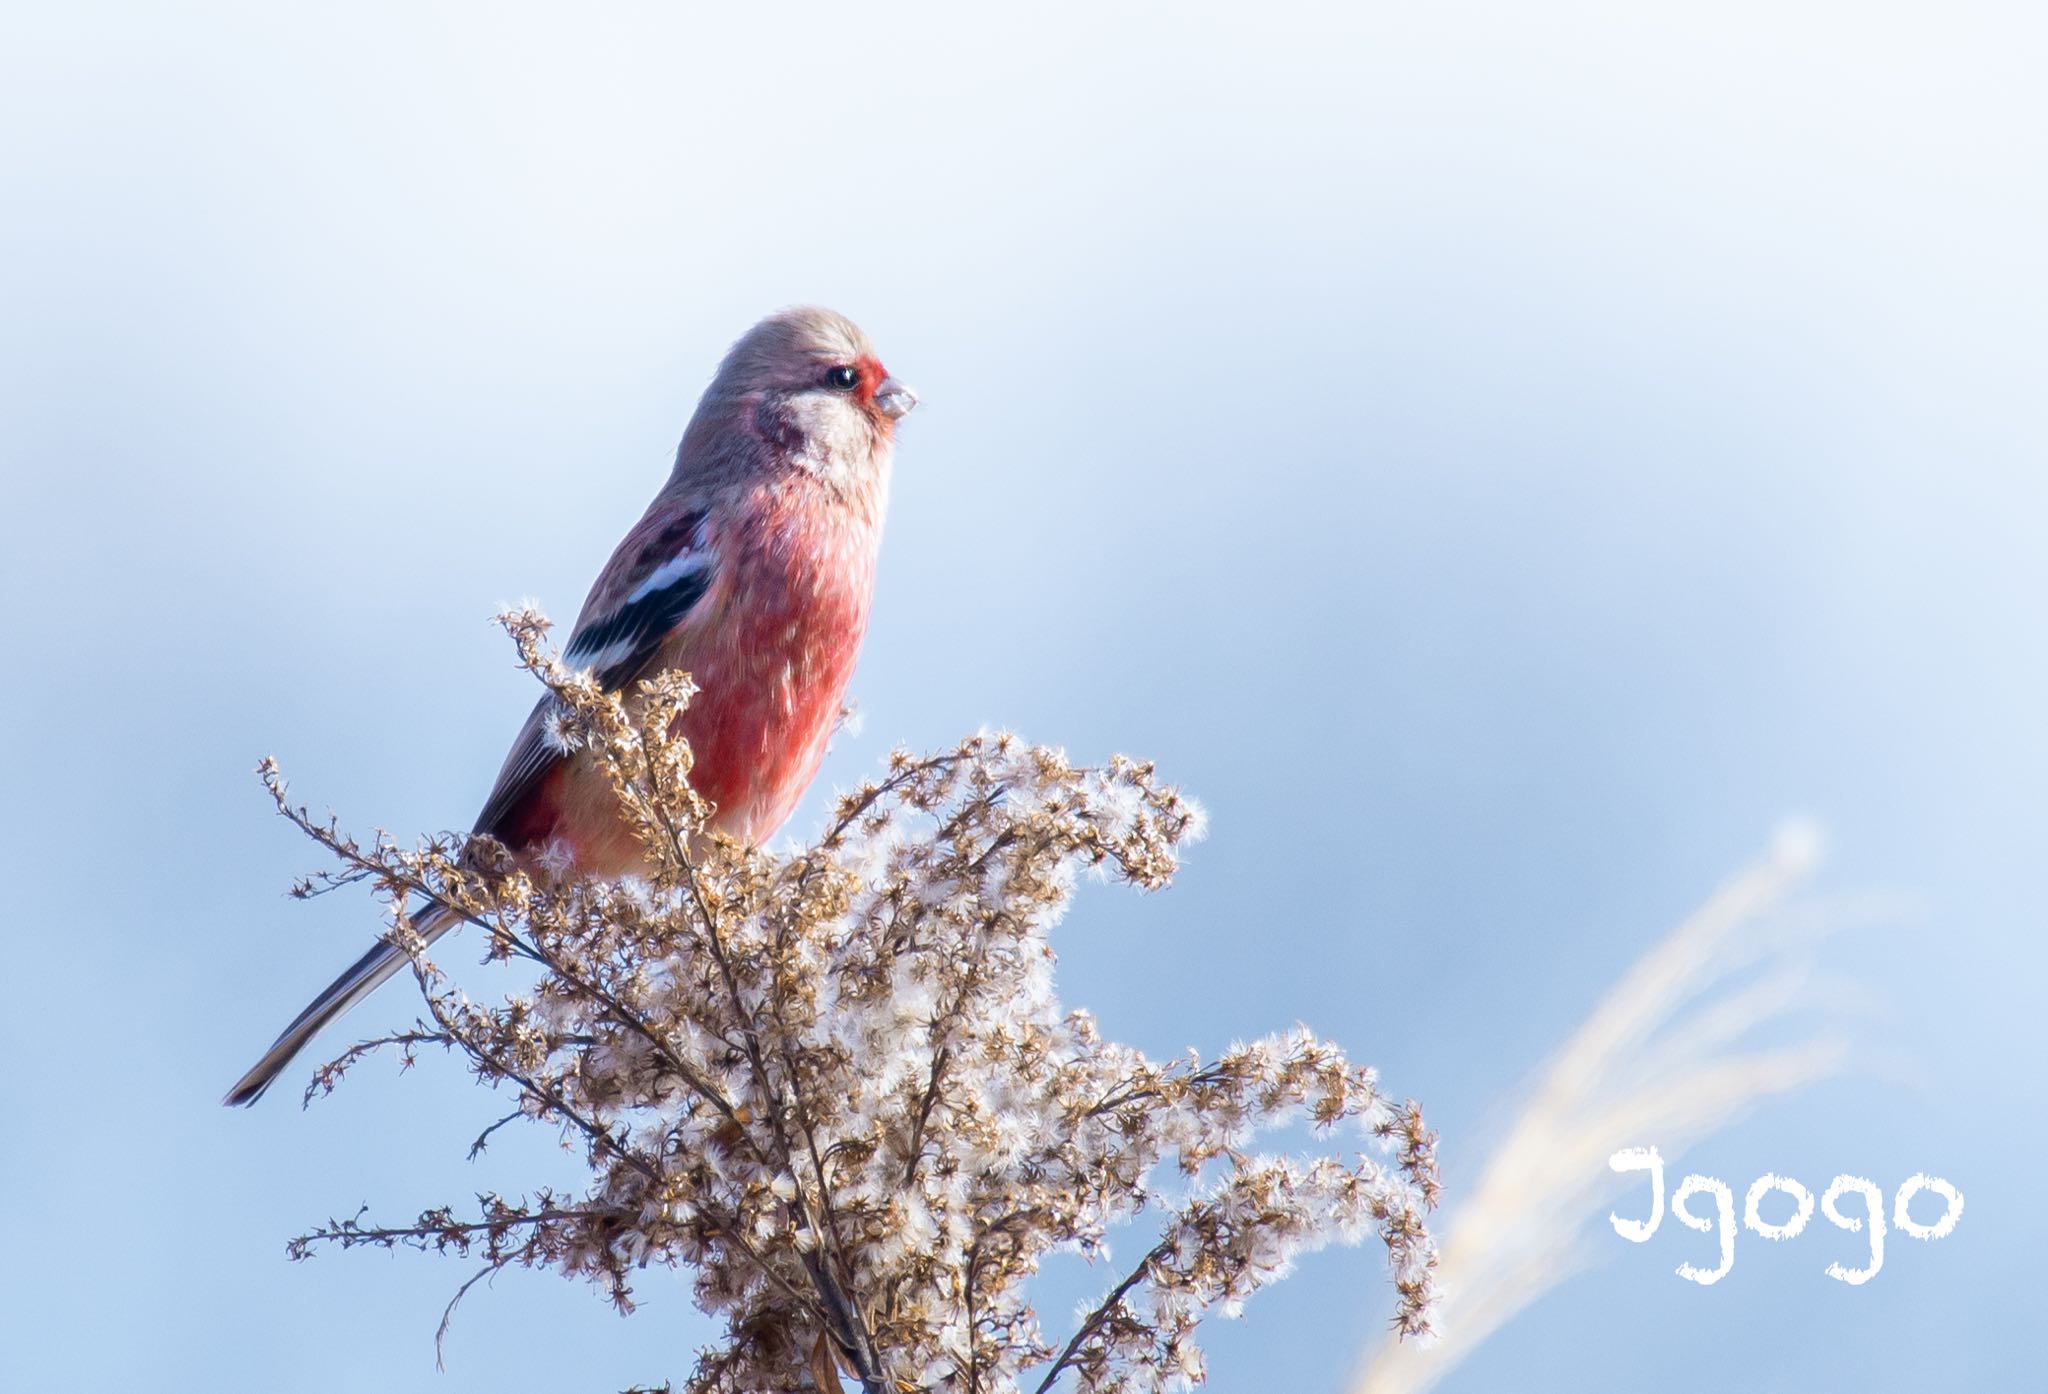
top-left (874, 377), bottom-right (918, 420)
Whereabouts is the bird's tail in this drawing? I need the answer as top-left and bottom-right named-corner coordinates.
top-left (222, 903), bottom-right (458, 1107)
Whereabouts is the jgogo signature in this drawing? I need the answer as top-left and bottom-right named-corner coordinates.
top-left (1607, 1146), bottom-right (1963, 1285)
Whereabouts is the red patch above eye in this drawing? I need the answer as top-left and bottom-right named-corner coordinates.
top-left (854, 356), bottom-right (885, 403)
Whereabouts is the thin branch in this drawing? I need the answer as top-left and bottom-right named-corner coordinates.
top-left (436, 1264), bottom-right (496, 1371)
top-left (468, 1107), bottom-right (526, 1160)
top-left (1032, 1240), bottom-right (1173, 1394)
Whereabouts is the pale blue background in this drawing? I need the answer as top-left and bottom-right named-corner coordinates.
top-left (2, 3), bottom-right (2041, 1390)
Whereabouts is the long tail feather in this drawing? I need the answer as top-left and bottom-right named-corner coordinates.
top-left (222, 904), bottom-right (456, 1106)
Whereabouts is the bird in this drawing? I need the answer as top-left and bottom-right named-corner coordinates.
top-left (224, 306), bottom-right (916, 1106)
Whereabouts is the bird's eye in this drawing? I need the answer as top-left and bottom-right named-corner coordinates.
top-left (825, 365), bottom-right (861, 391)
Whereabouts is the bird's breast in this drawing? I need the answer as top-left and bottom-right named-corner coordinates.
top-left (663, 507), bottom-right (880, 845)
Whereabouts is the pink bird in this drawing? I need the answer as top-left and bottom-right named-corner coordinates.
top-left (225, 307), bottom-right (915, 1106)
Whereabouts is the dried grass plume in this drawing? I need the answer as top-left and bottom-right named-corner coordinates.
top-left (1350, 827), bottom-right (1867, 1394)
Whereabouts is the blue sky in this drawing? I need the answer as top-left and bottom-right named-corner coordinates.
top-left (2, 3), bottom-right (2042, 1390)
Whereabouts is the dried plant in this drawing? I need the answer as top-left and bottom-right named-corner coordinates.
top-left (1350, 827), bottom-right (1878, 1394)
top-left (265, 610), bottom-right (1439, 1394)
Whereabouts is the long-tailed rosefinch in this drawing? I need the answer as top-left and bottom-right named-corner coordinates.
top-left (225, 307), bottom-right (915, 1106)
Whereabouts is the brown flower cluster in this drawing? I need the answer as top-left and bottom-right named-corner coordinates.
top-left (269, 611), bottom-right (1438, 1393)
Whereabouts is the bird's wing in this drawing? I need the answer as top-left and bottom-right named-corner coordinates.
top-left (561, 503), bottom-right (717, 689)
top-left (472, 500), bottom-right (716, 838)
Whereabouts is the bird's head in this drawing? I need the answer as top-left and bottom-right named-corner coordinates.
top-left (690, 306), bottom-right (916, 496)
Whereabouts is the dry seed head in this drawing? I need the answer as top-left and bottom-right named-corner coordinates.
top-left (274, 611), bottom-right (1438, 1391)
